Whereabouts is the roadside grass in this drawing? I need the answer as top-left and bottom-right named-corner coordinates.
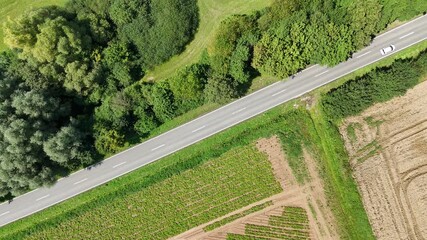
top-left (309, 107), bottom-right (374, 239)
top-left (23, 145), bottom-right (281, 239)
top-left (0, 101), bottom-right (298, 239)
top-left (0, 0), bottom-right (68, 52)
top-left (313, 39), bottom-right (427, 96)
top-left (0, 99), bottom-right (373, 239)
top-left (142, 0), bottom-right (272, 82)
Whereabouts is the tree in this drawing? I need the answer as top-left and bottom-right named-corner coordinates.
top-left (66, 0), bottom-right (115, 44)
top-left (203, 75), bottom-right (237, 104)
top-left (112, 0), bottom-right (199, 69)
top-left (347, 0), bottom-right (382, 49)
top-left (168, 64), bottom-right (207, 102)
top-left (44, 120), bottom-right (94, 169)
top-left (149, 83), bottom-right (176, 123)
top-left (3, 6), bottom-right (99, 95)
top-left (95, 129), bottom-right (125, 155)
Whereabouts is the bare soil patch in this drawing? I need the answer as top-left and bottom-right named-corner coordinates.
top-left (340, 80), bottom-right (427, 240)
top-left (172, 137), bottom-right (339, 239)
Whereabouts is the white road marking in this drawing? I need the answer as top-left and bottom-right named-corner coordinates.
top-left (356, 51), bottom-right (372, 59)
top-left (151, 144), bottom-right (165, 151)
top-left (232, 107), bottom-right (247, 115)
top-left (272, 89), bottom-right (287, 97)
top-left (300, 64), bottom-right (319, 73)
top-left (399, 31), bottom-right (415, 39)
top-left (315, 70), bottom-right (329, 77)
top-left (73, 178), bottom-right (88, 185)
top-left (375, 14), bottom-right (426, 39)
top-left (192, 125), bottom-right (206, 133)
top-left (36, 195), bottom-right (50, 202)
top-left (2, 36), bottom-right (427, 228)
top-left (0, 211), bottom-right (10, 217)
top-left (112, 162), bottom-right (127, 168)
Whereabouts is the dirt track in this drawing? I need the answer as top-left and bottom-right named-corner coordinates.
top-left (340, 80), bottom-right (427, 240)
top-left (172, 137), bottom-right (339, 239)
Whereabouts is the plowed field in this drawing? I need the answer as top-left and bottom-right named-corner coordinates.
top-left (340, 80), bottom-right (427, 240)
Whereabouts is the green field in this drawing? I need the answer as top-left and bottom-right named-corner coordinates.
top-left (227, 206), bottom-right (310, 240)
top-left (1, 145), bottom-right (281, 239)
top-left (143, 0), bottom-right (273, 81)
top-left (0, 0), bottom-right (68, 51)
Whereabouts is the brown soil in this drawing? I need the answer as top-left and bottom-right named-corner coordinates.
top-left (171, 136), bottom-right (339, 239)
top-left (340, 80), bottom-right (427, 240)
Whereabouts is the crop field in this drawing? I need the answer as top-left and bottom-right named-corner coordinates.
top-left (0, 0), bottom-right (68, 51)
top-left (21, 145), bottom-right (281, 239)
top-left (226, 206), bottom-right (311, 240)
top-left (340, 80), bottom-right (427, 239)
top-left (204, 201), bottom-right (274, 232)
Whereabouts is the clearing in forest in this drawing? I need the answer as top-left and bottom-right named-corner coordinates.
top-left (340, 80), bottom-right (427, 240)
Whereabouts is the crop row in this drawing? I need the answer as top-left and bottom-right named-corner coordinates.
top-left (204, 200), bottom-right (274, 231)
top-left (246, 224), bottom-right (310, 237)
top-left (26, 145), bottom-right (282, 240)
top-left (269, 216), bottom-right (309, 230)
top-left (226, 233), bottom-right (271, 240)
top-left (282, 206), bottom-right (308, 216)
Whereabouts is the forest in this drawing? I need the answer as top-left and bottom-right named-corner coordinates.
top-left (0, 0), bottom-right (426, 198)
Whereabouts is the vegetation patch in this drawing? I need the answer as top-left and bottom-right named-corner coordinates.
top-left (227, 206), bottom-right (310, 240)
top-left (0, 0), bottom-right (69, 51)
top-left (14, 145), bottom-right (281, 239)
top-left (204, 201), bottom-right (274, 232)
top-left (346, 122), bottom-right (362, 143)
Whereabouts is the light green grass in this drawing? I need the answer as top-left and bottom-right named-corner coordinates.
top-left (143, 0), bottom-right (273, 82)
top-left (0, 0), bottom-right (68, 52)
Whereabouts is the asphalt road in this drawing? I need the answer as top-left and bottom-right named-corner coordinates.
top-left (1, 14), bottom-right (427, 228)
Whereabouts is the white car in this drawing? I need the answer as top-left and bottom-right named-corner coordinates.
top-left (380, 45), bottom-right (396, 55)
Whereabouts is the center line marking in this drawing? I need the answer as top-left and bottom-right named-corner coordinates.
top-left (399, 31), bottom-right (415, 39)
top-left (0, 211), bottom-right (10, 217)
top-left (272, 89), bottom-right (287, 97)
top-left (232, 107), bottom-right (247, 115)
top-left (315, 70), bottom-right (329, 77)
top-left (356, 51), bottom-right (372, 58)
top-left (113, 162), bottom-right (126, 168)
top-left (36, 195), bottom-right (50, 201)
top-left (74, 178), bottom-right (88, 185)
top-left (151, 144), bottom-right (165, 151)
top-left (192, 125), bottom-right (206, 133)
top-left (300, 64), bottom-right (319, 73)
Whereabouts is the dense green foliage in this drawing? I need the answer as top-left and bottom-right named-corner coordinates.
top-left (0, 0), bottom-right (199, 198)
top-left (0, 0), bottom-right (68, 52)
top-left (0, 0), bottom-right (425, 199)
top-left (0, 52), bottom-right (95, 196)
top-left (322, 52), bottom-right (427, 119)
